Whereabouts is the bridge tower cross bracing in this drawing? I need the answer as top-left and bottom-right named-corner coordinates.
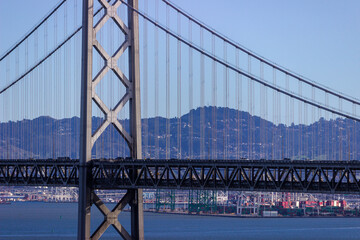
top-left (78, 0), bottom-right (143, 239)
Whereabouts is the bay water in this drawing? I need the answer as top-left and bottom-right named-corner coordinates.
top-left (1, 202), bottom-right (360, 239)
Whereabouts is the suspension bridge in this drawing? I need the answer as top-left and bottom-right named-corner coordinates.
top-left (1, 0), bottom-right (360, 239)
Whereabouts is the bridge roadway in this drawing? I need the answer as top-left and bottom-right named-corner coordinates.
top-left (1, 159), bottom-right (360, 194)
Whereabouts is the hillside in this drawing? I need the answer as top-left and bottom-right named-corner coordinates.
top-left (0, 107), bottom-right (358, 160)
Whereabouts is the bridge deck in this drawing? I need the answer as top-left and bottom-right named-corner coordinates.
top-left (1, 159), bottom-right (360, 194)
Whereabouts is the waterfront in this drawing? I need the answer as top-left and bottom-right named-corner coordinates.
top-left (1, 203), bottom-right (360, 239)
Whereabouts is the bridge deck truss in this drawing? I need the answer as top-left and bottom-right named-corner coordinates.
top-left (1, 159), bottom-right (360, 194)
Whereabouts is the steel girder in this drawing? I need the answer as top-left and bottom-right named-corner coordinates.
top-left (0, 160), bottom-right (78, 186)
top-left (90, 159), bottom-right (360, 194)
top-left (1, 159), bottom-right (360, 194)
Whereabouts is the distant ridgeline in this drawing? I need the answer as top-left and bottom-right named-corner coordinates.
top-left (0, 106), bottom-right (358, 160)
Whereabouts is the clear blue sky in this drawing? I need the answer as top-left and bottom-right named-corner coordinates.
top-left (1, 0), bottom-right (360, 107)
top-left (170, 0), bottom-right (360, 100)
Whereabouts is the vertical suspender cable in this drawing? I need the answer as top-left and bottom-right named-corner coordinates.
top-left (260, 62), bottom-right (265, 159)
top-left (2, 62), bottom-right (4, 158)
top-left (291, 95), bottom-right (294, 159)
top-left (200, 27), bottom-right (205, 159)
top-left (44, 21), bottom-right (48, 159)
top-left (325, 92), bottom-right (329, 159)
top-left (319, 108), bottom-right (322, 160)
top-left (353, 104), bottom-right (356, 160)
top-left (272, 68), bottom-right (276, 159)
top-left (37, 25), bottom-right (40, 159)
top-left (317, 107), bottom-right (321, 159)
top-left (28, 34), bottom-right (31, 159)
top-left (72, 0), bottom-right (77, 159)
top-left (34, 31), bottom-right (39, 158)
top-left (347, 115), bottom-right (350, 160)
top-left (265, 77), bottom-right (268, 159)
top-left (10, 47), bottom-right (15, 159)
top-left (248, 56), bottom-right (252, 159)
top-left (332, 112), bottom-right (335, 160)
top-left (304, 102), bottom-right (308, 159)
top-left (18, 47), bottom-right (22, 159)
top-left (285, 75), bottom-right (289, 159)
top-left (57, 10), bottom-right (61, 158)
top-left (211, 34), bottom-right (216, 160)
top-left (259, 64), bottom-right (263, 159)
top-left (235, 48), bottom-right (240, 159)
top-left (7, 53), bottom-right (11, 159)
top-left (189, 19), bottom-right (193, 159)
top-left (165, 4), bottom-right (170, 159)
top-left (177, 11), bottom-right (182, 159)
top-left (252, 67), bottom-right (255, 159)
top-left (6, 58), bottom-right (10, 159)
top-left (15, 48), bottom-right (19, 159)
top-left (22, 39), bottom-right (30, 158)
top-left (53, 11), bottom-right (58, 158)
top-left (77, 4), bottom-right (81, 159)
top-left (60, 4), bottom-right (66, 156)
top-left (311, 87), bottom-right (315, 159)
top-left (49, 22), bottom-right (54, 159)
top-left (64, 2), bottom-right (68, 158)
top-left (339, 98), bottom-right (342, 160)
top-left (154, 0), bottom-right (159, 159)
top-left (59, 28), bottom-right (63, 158)
top-left (223, 41), bottom-right (228, 160)
top-left (278, 73), bottom-right (281, 159)
top-left (349, 116), bottom-right (351, 160)
top-left (143, 0), bottom-right (148, 158)
top-left (15, 46), bottom-right (19, 159)
top-left (298, 81), bottom-right (302, 159)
